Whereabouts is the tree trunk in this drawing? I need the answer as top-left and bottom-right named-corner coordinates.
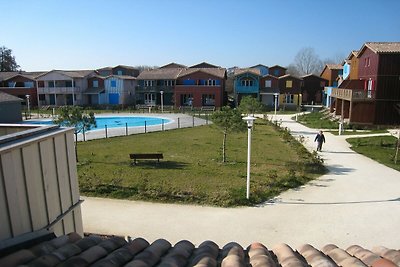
top-left (222, 130), bottom-right (227, 163)
top-left (75, 132), bottom-right (79, 162)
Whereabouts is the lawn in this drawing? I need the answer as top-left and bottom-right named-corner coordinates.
top-left (296, 111), bottom-right (340, 129)
top-left (347, 136), bottom-right (400, 171)
top-left (77, 120), bottom-right (326, 207)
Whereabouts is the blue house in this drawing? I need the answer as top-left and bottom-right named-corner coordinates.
top-left (233, 68), bottom-right (261, 105)
top-left (250, 64), bottom-right (269, 76)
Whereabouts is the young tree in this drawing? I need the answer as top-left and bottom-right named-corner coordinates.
top-left (0, 46), bottom-right (20, 71)
top-left (211, 106), bottom-right (246, 163)
top-left (239, 95), bottom-right (264, 116)
top-left (53, 106), bottom-right (96, 162)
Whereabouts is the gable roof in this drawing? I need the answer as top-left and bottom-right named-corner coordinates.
top-left (178, 68), bottom-right (226, 78)
top-left (250, 64), bottom-right (268, 69)
top-left (137, 68), bottom-right (184, 80)
top-left (261, 74), bottom-right (279, 79)
top-left (1, 232), bottom-right (399, 267)
top-left (0, 71), bottom-right (44, 81)
top-left (347, 50), bottom-right (359, 60)
top-left (278, 74), bottom-right (302, 80)
top-left (358, 42), bottom-right (400, 56)
top-left (105, 75), bottom-right (136, 80)
top-left (113, 65), bottom-right (137, 70)
top-left (189, 62), bottom-right (220, 68)
top-left (0, 91), bottom-right (23, 103)
top-left (268, 65), bottom-right (287, 70)
top-left (36, 70), bottom-right (95, 79)
top-left (233, 68), bottom-right (261, 77)
top-left (160, 62), bottom-right (187, 69)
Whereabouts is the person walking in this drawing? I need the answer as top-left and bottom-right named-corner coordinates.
top-left (314, 130), bottom-right (326, 151)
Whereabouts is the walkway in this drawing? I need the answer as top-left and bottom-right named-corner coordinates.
top-left (81, 114), bottom-right (400, 248)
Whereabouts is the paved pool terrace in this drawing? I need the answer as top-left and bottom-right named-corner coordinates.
top-left (76, 113), bottom-right (209, 141)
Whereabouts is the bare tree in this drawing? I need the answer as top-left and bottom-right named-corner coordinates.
top-left (293, 47), bottom-right (323, 75)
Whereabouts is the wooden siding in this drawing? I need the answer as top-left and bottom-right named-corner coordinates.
top-left (0, 126), bottom-right (83, 240)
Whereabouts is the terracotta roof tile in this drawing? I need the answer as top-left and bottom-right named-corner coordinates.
top-left (233, 68), bottom-right (261, 76)
top-left (178, 67), bottom-right (226, 78)
top-left (1, 233), bottom-right (399, 267)
top-left (137, 68), bottom-right (183, 80)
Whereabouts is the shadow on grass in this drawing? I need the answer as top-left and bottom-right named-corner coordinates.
top-left (131, 160), bottom-right (188, 169)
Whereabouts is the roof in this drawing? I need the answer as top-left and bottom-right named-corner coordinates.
top-left (97, 66), bottom-right (113, 71)
top-left (113, 65), bottom-right (137, 70)
top-left (268, 65), bottom-right (287, 70)
top-left (326, 64), bottom-right (343, 70)
top-left (359, 42), bottom-right (400, 55)
top-left (189, 62), bottom-right (220, 68)
top-left (279, 74), bottom-right (302, 80)
top-left (338, 79), bottom-right (365, 90)
top-left (160, 62), bottom-right (187, 69)
top-left (0, 91), bottom-right (23, 103)
top-left (1, 232), bottom-right (399, 267)
top-left (137, 68), bottom-right (183, 80)
top-left (0, 71), bottom-right (45, 81)
top-left (347, 50), bottom-right (359, 60)
top-left (261, 74), bottom-right (279, 79)
top-left (250, 64), bottom-right (268, 68)
top-left (105, 75), bottom-right (136, 80)
top-left (36, 70), bottom-right (95, 79)
top-left (178, 67), bottom-right (226, 78)
top-left (233, 68), bottom-right (261, 77)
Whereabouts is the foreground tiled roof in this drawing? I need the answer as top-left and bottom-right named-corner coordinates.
top-left (1, 233), bottom-right (399, 267)
top-left (364, 42), bottom-right (400, 54)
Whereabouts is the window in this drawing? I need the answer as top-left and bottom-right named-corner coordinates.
top-left (39, 94), bottom-right (45, 100)
top-left (24, 82), bottom-right (34, 88)
top-left (93, 80), bottom-right (99, 88)
top-left (202, 94), bottom-right (215, 106)
top-left (205, 79), bottom-right (216, 86)
top-left (367, 79), bottom-right (374, 98)
top-left (368, 58), bottom-right (370, 67)
top-left (65, 81), bottom-right (73, 87)
top-left (265, 80), bottom-right (272, 88)
top-left (8, 82), bottom-right (16, 87)
top-left (364, 57), bottom-right (370, 67)
top-left (286, 80), bottom-right (293, 88)
top-left (117, 70), bottom-right (123, 75)
top-left (144, 80), bottom-right (153, 87)
top-left (164, 80), bottom-right (174, 86)
top-left (241, 79), bottom-right (253, 87)
top-left (111, 80), bottom-right (117, 88)
top-left (274, 69), bottom-right (279, 76)
top-left (284, 94), bottom-right (294, 103)
top-left (48, 81), bottom-right (55, 87)
top-left (181, 94), bottom-right (193, 106)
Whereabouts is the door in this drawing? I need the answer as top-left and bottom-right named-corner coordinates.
top-left (144, 93), bottom-right (155, 106)
top-left (109, 93), bottom-right (119, 104)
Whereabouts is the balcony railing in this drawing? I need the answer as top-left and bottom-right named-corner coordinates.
top-left (331, 88), bottom-right (375, 101)
top-left (37, 87), bottom-right (83, 94)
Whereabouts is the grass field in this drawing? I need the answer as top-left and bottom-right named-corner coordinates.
top-left (296, 111), bottom-right (340, 129)
top-left (77, 120), bottom-right (326, 206)
top-left (347, 136), bottom-right (400, 171)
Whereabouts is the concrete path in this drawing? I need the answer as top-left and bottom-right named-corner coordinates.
top-left (81, 114), bottom-right (400, 248)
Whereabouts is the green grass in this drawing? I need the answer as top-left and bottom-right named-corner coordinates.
top-left (327, 129), bottom-right (388, 136)
top-left (296, 111), bottom-right (340, 129)
top-left (77, 121), bottom-right (326, 207)
top-left (347, 136), bottom-right (400, 171)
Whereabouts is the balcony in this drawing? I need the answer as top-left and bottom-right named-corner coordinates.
top-left (331, 88), bottom-right (375, 101)
top-left (37, 87), bottom-right (83, 94)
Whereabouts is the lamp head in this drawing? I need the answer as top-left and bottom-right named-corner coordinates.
top-left (242, 116), bottom-right (256, 128)
top-left (160, 90), bottom-right (164, 94)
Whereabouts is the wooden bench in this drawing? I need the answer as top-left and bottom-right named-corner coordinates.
top-left (129, 153), bottom-right (163, 165)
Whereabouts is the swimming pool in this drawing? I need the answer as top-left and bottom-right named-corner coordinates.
top-left (23, 116), bottom-right (172, 131)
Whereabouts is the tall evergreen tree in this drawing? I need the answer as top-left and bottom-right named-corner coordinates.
top-left (0, 46), bottom-right (20, 71)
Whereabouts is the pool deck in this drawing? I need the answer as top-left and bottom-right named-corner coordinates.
top-left (76, 113), bottom-right (209, 141)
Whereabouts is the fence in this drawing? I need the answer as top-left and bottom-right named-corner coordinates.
top-left (77, 114), bottom-right (211, 141)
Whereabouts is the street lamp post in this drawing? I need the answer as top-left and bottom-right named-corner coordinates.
top-left (25, 94), bottom-right (31, 119)
top-left (274, 93), bottom-right (279, 117)
top-left (160, 90), bottom-right (164, 113)
top-left (242, 116), bottom-right (256, 199)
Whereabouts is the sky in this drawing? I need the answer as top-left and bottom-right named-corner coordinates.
top-left (2, 0), bottom-right (400, 71)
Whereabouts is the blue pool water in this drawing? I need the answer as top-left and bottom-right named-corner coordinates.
top-left (23, 116), bottom-right (172, 131)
